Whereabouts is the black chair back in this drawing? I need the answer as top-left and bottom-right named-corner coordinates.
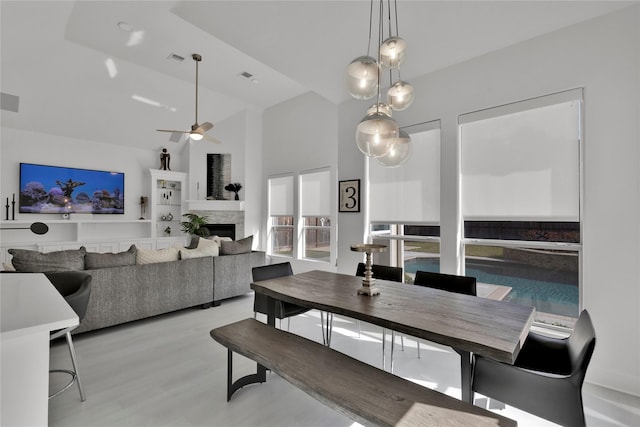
top-left (414, 270), bottom-right (477, 296)
top-left (356, 263), bottom-right (403, 282)
top-left (44, 271), bottom-right (92, 321)
top-left (252, 262), bottom-right (293, 282)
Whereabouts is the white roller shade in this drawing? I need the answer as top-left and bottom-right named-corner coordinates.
top-left (300, 169), bottom-right (331, 217)
top-left (268, 175), bottom-right (294, 216)
top-left (461, 90), bottom-right (581, 221)
top-left (369, 122), bottom-right (441, 223)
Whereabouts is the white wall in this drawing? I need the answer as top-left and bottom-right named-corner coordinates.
top-left (262, 91), bottom-right (338, 271)
top-left (185, 109), bottom-right (263, 241)
top-left (0, 127), bottom-right (166, 224)
top-left (337, 5), bottom-right (640, 395)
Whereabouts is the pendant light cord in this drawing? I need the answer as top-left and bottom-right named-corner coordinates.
top-left (366, 0), bottom-right (374, 57)
top-left (195, 58), bottom-right (199, 125)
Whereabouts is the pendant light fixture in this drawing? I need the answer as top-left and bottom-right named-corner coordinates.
top-left (347, 0), bottom-right (413, 166)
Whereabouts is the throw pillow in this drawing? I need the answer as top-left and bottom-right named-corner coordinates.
top-left (186, 235), bottom-right (200, 249)
top-left (8, 247), bottom-right (87, 272)
top-left (208, 235), bottom-right (233, 246)
top-left (196, 237), bottom-right (219, 250)
top-left (85, 245), bottom-right (137, 269)
top-left (180, 242), bottom-right (219, 259)
top-left (220, 235), bottom-right (253, 255)
top-left (2, 262), bottom-right (16, 271)
top-left (136, 247), bottom-right (179, 264)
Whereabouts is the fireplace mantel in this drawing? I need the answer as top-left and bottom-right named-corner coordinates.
top-left (185, 200), bottom-right (244, 211)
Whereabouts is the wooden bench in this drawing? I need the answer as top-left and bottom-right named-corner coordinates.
top-left (210, 318), bottom-right (516, 427)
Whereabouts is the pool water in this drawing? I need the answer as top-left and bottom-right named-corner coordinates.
top-left (404, 257), bottom-right (579, 318)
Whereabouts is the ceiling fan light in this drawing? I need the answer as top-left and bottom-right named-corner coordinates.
top-left (355, 112), bottom-right (398, 158)
top-left (376, 129), bottom-right (412, 167)
top-left (345, 56), bottom-right (379, 100)
top-left (387, 80), bottom-right (414, 111)
top-left (190, 132), bottom-right (203, 141)
top-left (379, 36), bottom-right (406, 69)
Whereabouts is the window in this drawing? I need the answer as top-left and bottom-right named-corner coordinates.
top-left (299, 169), bottom-right (331, 262)
top-left (369, 121), bottom-right (441, 278)
top-left (460, 88), bottom-right (582, 326)
top-left (267, 169), bottom-right (333, 263)
top-left (268, 175), bottom-right (294, 257)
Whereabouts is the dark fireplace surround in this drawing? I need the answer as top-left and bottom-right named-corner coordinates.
top-left (204, 223), bottom-right (236, 241)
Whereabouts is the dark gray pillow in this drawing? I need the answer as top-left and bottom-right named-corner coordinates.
top-left (9, 247), bottom-right (87, 272)
top-left (220, 235), bottom-right (253, 255)
top-left (85, 245), bottom-right (137, 269)
top-left (186, 235), bottom-right (200, 249)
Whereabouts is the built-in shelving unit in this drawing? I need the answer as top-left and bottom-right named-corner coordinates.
top-left (148, 169), bottom-right (187, 239)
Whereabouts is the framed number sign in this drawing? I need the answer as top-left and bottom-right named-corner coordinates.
top-left (339, 179), bottom-right (360, 213)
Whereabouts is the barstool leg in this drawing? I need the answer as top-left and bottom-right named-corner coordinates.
top-left (65, 330), bottom-right (86, 402)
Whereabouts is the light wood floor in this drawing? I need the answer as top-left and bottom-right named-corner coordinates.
top-left (50, 294), bottom-right (640, 426)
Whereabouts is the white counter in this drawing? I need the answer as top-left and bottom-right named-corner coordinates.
top-left (1, 273), bottom-right (78, 426)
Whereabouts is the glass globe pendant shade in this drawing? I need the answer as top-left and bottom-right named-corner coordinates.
top-left (379, 36), bottom-right (407, 69)
top-left (366, 102), bottom-right (392, 117)
top-left (387, 80), bottom-right (414, 111)
top-left (355, 112), bottom-right (398, 158)
top-left (345, 56), bottom-right (379, 100)
top-left (376, 129), bottom-right (411, 167)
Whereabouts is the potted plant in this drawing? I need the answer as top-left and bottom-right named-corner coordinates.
top-left (224, 182), bottom-right (243, 200)
top-left (180, 213), bottom-right (210, 237)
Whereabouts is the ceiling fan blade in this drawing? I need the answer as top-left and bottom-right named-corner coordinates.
top-left (157, 129), bottom-right (189, 133)
top-left (198, 122), bottom-right (214, 133)
top-left (203, 133), bottom-right (221, 144)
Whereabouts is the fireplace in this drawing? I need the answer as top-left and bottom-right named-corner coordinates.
top-left (204, 223), bottom-right (236, 241)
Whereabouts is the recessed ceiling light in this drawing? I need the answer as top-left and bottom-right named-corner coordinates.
top-left (117, 21), bottom-right (134, 32)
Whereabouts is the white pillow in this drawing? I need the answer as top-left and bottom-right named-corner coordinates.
top-left (207, 235), bottom-right (233, 246)
top-left (180, 243), bottom-right (219, 259)
top-left (136, 247), bottom-right (180, 264)
top-left (197, 237), bottom-right (219, 250)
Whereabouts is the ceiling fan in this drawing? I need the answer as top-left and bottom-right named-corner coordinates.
top-left (157, 53), bottom-right (220, 143)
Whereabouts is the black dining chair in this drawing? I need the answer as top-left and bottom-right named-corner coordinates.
top-left (413, 270), bottom-right (477, 359)
top-left (46, 271), bottom-right (92, 401)
top-left (252, 262), bottom-right (310, 330)
top-left (472, 309), bottom-right (596, 427)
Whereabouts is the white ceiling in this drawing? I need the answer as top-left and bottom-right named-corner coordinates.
top-left (0, 1), bottom-right (634, 151)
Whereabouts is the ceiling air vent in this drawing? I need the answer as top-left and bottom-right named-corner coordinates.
top-left (239, 71), bottom-right (253, 79)
top-left (167, 53), bottom-right (185, 63)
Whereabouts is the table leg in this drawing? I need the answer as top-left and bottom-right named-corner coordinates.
top-left (458, 349), bottom-right (472, 403)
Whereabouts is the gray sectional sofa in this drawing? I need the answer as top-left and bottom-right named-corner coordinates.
top-left (6, 246), bottom-right (265, 334)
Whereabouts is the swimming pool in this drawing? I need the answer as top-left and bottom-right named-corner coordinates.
top-left (404, 257), bottom-right (579, 318)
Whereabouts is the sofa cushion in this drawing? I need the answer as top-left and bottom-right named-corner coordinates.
top-left (8, 247), bottom-right (87, 272)
top-left (220, 235), bottom-right (253, 255)
top-left (136, 247), bottom-right (179, 264)
top-left (85, 245), bottom-right (137, 269)
top-left (180, 242), bottom-right (219, 259)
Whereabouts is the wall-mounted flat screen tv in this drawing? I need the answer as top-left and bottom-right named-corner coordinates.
top-left (19, 163), bottom-right (125, 214)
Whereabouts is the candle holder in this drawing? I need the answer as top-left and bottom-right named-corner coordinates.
top-left (350, 243), bottom-right (387, 296)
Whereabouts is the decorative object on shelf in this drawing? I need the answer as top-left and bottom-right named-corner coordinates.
top-left (160, 148), bottom-right (171, 171)
top-left (350, 243), bottom-right (388, 296)
top-left (11, 193), bottom-right (15, 220)
top-left (346, 0), bottom-right (413, 167)
top-left (166, 212), bottom-right (173, 221)
top-left (180, 213), bottom-right (210, 237)
top-left (156, 53), bottom-right (220, 143)
top-left (339, 179), bottom-right (360, 213)
top-left (224, 183), bottom-right (243, 201)
top-left (5, 196), bottom-right (9, 220)
top-left (139, 196), bottom-right (148, 220)
top-left (164, 226), bottom-right (171, 236)
top-left (207, 153), bottom-right (231, 200)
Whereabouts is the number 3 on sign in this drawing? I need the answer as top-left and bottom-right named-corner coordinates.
top-left (339, 179), bottom-right (360, 212)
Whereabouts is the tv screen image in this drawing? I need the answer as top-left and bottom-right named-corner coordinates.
top-left (19, 163), bottom-right (125, 214)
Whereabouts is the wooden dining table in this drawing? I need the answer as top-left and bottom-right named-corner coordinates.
top-left (251, 269), bottom-right (536, 403)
